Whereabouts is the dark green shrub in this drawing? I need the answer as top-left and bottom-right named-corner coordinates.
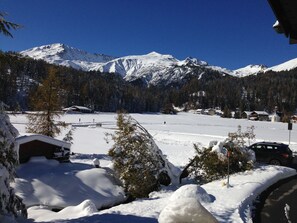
top-left (186, 126), bottom-right (255, 183)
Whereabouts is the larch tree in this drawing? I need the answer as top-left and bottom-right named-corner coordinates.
top-left (26, 66), bottom-right (65, 137)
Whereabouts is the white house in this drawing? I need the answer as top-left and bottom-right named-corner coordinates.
top-left (270, 112), bottom-right (281, 122)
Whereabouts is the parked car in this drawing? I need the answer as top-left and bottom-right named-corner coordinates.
top-left (248, 142), bottom-right (293, 166)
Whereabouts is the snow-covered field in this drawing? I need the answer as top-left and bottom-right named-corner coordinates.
top-left (9, 112), bottom-right (297, 223)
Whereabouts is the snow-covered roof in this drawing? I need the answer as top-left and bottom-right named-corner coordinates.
top-left (251, 111), bottom-right (269, 116)
top-left (63, 105), bottom-right (92, 111)
top-left (242, 111), bottom-right (252, 115)
top-left (16, 134), bottom-right (71, 149)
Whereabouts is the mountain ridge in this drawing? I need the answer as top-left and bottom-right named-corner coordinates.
top-left (20, 43), bottom-right (297, 86)
top-left (21, 43), bottom-right (117, 71)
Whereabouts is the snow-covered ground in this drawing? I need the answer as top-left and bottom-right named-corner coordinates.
top-left (9, 112), bottom-right (297, 223)
top-left (12, 157), bottom-right (125, 210)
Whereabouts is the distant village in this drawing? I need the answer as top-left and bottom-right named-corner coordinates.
top-left (2, 101), bottom-right (296, 124)
top-left (194, 107), bottom-right (297, 123)
top-left (62, 104), bottom-right (297, 124)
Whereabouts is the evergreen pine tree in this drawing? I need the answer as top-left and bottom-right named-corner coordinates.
top-left (0, 12), bottom-right (20, 38)
top-left (108, 112), bottom-right (177, 198)
top-left (63, 128), bottom-right (74, 144)
top-left (0, 114), bottom-right (27, 219)
top-left (0, 11), bottom-right (26, 221)
top-left (222, 106), bottom-right (232, 118)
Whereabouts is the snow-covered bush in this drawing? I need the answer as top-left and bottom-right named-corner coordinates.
top-left (108, 112), bottom-right (179, 198)
top-left (185, 126), bottom-right (255, 183)
top-left (158, 184), bottom-right (218, 223)
top-left (0, 114), bottom-right (27, 220)
top-left (63, 127), bottom-right (74, 144)
top-left (227, 125), bottom-right (255, 147)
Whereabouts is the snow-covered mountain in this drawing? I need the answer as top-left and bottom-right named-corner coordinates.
top-left (265, 58), bottom-right (297, 72)
top-left (20, 43), bottom-right (234, 86)
top-left (20, 43), bottom-right (116, 71)
top-left (233, 65), bottom-right (267, 77)
top-left (94, 52), bottom-right (234, 85)
top-left (20, 43), bottom-right (297, 86)
top-left (233, 59), bottom-right (297, 77)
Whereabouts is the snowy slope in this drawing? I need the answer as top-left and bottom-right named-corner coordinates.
top-left (13, 157), bottom-right (126, 210)
top-left (233, 58), bottom-right (297, 77)
top-left (20, 43), bottom-right (116, 71)
top-left (266, 58), bottom-right (297, 72)
top-left (233, 64), bottom-right (267, 77)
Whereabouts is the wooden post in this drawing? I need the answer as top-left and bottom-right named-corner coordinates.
top-left (288, 121), bottom-right (293, 145)
top-left (227, 150), bottom-right (230, 188)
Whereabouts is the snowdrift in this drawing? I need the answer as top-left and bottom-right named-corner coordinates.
top-left (12, 157), bottom-right (126, 210)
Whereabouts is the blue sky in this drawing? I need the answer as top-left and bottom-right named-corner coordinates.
top-left (0, 0), bottom-right (296, 69)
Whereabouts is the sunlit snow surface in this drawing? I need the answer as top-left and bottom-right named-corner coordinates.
top-left (9, 112), bottom-right (297, 223)
top-left (233, 65), bottom-right (267, 77)
top-left (267, 58), bottom-right (297, 72)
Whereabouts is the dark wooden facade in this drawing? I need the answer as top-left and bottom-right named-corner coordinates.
top-left (19, 140), bottom-right (57, 163)
top-left (249, 112), bottom-right (269, 121)
top-left (17, 135), bottom-right (71, 164)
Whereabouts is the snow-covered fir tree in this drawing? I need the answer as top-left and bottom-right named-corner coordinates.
top-left (0, 113), bottom-right (27, 221)
top-left (63, 127), bottom-right (74, 144)
top-left (108, 112), bottom-right (179, 198)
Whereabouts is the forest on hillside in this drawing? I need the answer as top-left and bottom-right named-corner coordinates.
top-left (0, 51), bottom-right (297, 116)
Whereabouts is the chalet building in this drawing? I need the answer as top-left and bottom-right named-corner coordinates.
top-left (195, 108), bottom-right (222, 116)
top-left (241, 111), bottom-right (252, 119)
top-left (249, 111), bottom-right (270, 121)
top-left (16, 134), bottom-right (71, 164)
top-left (63, 105), bottom-right (93, 114)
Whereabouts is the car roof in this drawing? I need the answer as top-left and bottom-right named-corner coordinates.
top-left (253, 142), bottom-right (288, 147)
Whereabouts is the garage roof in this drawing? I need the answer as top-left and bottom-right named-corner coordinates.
top-left (16, 134), bottom-right (71, 149)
